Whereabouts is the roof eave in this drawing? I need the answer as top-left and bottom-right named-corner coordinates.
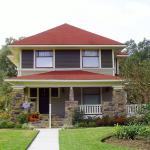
top-left (5, 79), bottom-right (122, 82)
top-left (8, 44), bottom-right (126, 48)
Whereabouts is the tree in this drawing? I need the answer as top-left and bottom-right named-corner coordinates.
top-left (125, 39), bottom-right (138, 55)
top-left (0, 37), bottom-right (17, 110)
top-left (0, 71), bottom-right (13, 110)
top-left (121, 39), bottom-right (150, 103)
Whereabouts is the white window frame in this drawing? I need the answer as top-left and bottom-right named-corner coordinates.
top-left (35, 50), bottom-right (53, 68)
top-left (82, 50), bottom-right (99, 68)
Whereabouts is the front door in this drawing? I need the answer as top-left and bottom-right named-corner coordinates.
top-left (39, 88), bottom-right (49, 114)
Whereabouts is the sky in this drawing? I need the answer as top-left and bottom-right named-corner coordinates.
top-left (0, 0), bottom-right (150, 47)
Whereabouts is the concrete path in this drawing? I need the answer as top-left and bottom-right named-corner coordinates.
top-left (28, 128), bottom-right (59, 150)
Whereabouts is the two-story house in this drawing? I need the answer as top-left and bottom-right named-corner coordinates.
top-left (6, 23), bottom-right (127, 128)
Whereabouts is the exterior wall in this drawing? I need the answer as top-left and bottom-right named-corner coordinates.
top-left (51, 88), bottom-right (69, 117)
top-left (14, 48), bottom-right (117, 76)
top-left (102, 87), bottom-right (113, 102)
top-left (20, 68), bottom-right (115, 76)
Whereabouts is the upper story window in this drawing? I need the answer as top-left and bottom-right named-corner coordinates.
top-left (35, 50), bottom-right (53, 68)
top-left (82, 50), bottom-right (99, 68)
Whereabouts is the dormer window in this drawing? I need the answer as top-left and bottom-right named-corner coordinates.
top-left (82, 50), bottom-right (99, 68)
top-left (35, 50), bottom-right (53, 68)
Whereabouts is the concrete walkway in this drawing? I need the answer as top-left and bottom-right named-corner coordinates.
top-left (28, 128), bottom-right (59, 150)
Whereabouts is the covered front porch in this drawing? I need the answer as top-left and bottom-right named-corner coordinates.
top-left (10, 84), bottom-right (126, 128)
top-left (6, 70), bottom-right (126, 127)
top-left (27, 87), bottom-right (113, 116)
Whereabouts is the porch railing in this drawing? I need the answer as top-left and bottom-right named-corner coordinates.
top-left (79, 105), bottom-right (102, 115)
top-left (126, 104), bottom-right (145, 116)
top-left (79, 104), bottom-right (146, 116)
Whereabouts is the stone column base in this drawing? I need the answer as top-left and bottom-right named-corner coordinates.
top-left (102, 88), bottom-right (127, 117)
top-left (64, 101), bottom-right (78, 127)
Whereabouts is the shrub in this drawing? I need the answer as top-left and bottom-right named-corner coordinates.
top-left (73, 108), bottom-right (84, 125)
top-left (15, 123), bottom-right (22, 128)
top-left (126, 115), bottom-right (146, 125)
top-left (115, 124), bottom-right (146, 140)
top-left (115, 116), bottom-right (126, 125)
top-left (0, 120), bottom-right (15, 128)
top-left (143, 103), bottom-right (150, 124)
top-left (17, 112), bottom-right (28, 124)
top-left (22, 123), bottom-right (34, 130)
top-left (0, 111), bottom-right (11, 120)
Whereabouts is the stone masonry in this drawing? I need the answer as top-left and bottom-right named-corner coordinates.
top-left (11, 87), bottom-right (25, 122)
top-left (64, 101), bottom-right (78, 127)
top-left (102, 87), bottom-right (127, 117)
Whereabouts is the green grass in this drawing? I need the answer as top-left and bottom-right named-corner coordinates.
top-left (0, 129), bottom-right (38, 150)
top-left (60, 127), bottom-right (136, 150)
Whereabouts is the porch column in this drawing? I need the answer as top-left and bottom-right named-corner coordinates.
top-left (11, 86), bottom-right (25, 122)
top-left (113, 86), bottom-right (127, 116)
top-left (64, 87), bottom-right (78, 127)
top-left (69, 87), bottom-right (74, 101)
top-left (102, 86), bottom-right (127, 117)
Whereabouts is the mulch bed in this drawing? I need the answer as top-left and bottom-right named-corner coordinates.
top-left (104, 136), bottom-right (150, 150)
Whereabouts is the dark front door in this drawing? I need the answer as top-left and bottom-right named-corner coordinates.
top-left (39, 88), bottom-right (49, 114)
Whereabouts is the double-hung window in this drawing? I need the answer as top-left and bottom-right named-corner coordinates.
top-left (82, 50), bottom-right (99, 68)
top-left (36, 50), bottom-right (53, 68)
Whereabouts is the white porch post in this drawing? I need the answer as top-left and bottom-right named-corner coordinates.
top-left (49, 104), bottom-right (51, 128)
top-left (69, 87), bottom-right (74, 101)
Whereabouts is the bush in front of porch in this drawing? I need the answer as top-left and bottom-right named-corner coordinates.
top-left (73, 109), bottom-right (127, 128)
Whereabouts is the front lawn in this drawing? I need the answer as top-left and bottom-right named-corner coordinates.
top-left (59, 127), bottom-right (135, 150)
top-left (0, 129), bottom-right (38, 150)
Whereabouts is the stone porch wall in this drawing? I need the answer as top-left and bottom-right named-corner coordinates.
top-left (11, 88), bottom-right (25, 122)
top-left (102, 87), bottom-right (127, 117)
top-left (64, 101), bottom-right (78, 127)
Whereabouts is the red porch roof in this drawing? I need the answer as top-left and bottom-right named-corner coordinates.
top-left (13, 24), bottom-right (123, 45)
top-left (11, 70), bottom-right (120, 80)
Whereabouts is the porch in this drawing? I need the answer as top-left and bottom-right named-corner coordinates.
top-left (10, 85), bottom-right (127, 128)
top-left (7, 70), bottom-right (126, 128)
top-left (27, 87), bottom-right (113, 117)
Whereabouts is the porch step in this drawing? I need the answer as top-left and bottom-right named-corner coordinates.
top-left (30, 114), bottom-right (49, 128)
top-left (51, 115), bottom-right (65, 128)
top-left (29, 114), bottom-right (65, 128)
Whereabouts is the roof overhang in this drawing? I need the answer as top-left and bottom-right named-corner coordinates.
top-left (5, 79), bottom-right (123, 87)
top-left (9, 44), bottom-right (126, 49)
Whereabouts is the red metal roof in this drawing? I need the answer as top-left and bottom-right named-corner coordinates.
top-left (11, 70), bottom-right (120, 80)
top-left (13, 23), bottom-right (123, 45)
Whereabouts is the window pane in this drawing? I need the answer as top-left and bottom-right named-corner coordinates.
top-left (83, 57), bottom-right (99, 67)
top-left (36, 57), bottom-right (53, 67)
top-left (30, 88), bottom-right (37, 97)
top-left (83, 50), bottom-right (98, 56)
top-left (51, 88), bottom-right (59, 97)
top-left (83, 95), bottom-right (100, 104)
top-left (36, 51), bottom-right (53, 57)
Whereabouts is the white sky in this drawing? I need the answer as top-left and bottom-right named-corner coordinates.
top-left (0, 0), bottom-right (150, 47)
